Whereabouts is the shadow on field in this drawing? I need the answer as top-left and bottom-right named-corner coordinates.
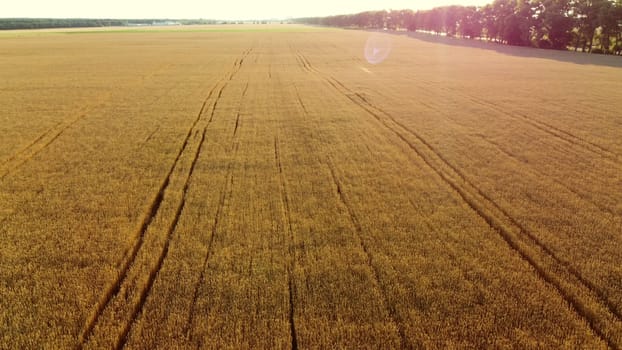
top-left (392, 31), bottom-right (622, 69)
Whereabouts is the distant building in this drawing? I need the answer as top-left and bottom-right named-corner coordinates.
top-left (152, 21), bottom-right (181, 26)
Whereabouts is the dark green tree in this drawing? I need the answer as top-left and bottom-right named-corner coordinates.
top-left (459, 6), bottom-right (484, 38)
top-left (535, 0), bottom-right (574, 49)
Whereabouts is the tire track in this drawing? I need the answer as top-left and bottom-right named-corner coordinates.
top-left (78, 49), bottom-right (252, 348)
top-left (478, 98), bottom-right (619, 161)
top-left (233, 113), bottom-right (241, 137)
top-left (242, 81), bottom-right (249, 98)
top-left (0, 72), bottom-right (191, 246)
top-left (292, 85), bottom-right (309, 115)
top-left (183, 77), bottom-right (249, 343)
top-left (115, 50), bottom-right (252, 349)
top-left (349, 80), bottom-right (622, 321)
top-left (297, 58), bottom-right (622, 348)
top-left (1, 120), bottom-right (61, 164)
top-left (0, 111), bottom-right (94, 180)
top-left (431, 83), bottom-right (622, 164)
top-left (289, 65), bottom-right (408, 347)
top-left (324, 159), bottom-right (410, 349)
top-left (474, 134), bottom-right (619, 218)
top-left (142, 126), bottom-right (160, 145)
top-left (1, 64), bottom-right (175, 180)
top-left (115, 123), bottom-right (208, 350)
top-left (183, 164), bottom-right (230, 342)
top-left (77, 76), bottom-right (225, 349)
top-left (295, 52), bottom-right (314, 73)
top-left (274, 135), bottom-right (299, 350)
top-left (292, 75), bottom-right (410, 347)
top-left (377, 81), bottom-right (621, 218)
top-left (336, 77), bottom-right (622, 349)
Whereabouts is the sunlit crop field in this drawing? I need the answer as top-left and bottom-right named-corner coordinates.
top-left (1, 25), bottom-right (622, 349)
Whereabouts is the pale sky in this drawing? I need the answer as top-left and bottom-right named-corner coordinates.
top-left (3, 0), bottom-right (490, 20)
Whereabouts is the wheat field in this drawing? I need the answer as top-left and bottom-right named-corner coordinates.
top-left (1, 25), bottom-right (621, 349)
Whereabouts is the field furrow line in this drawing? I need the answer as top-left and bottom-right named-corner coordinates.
top-left (398, 79), bottom-right (620, 165)
top-left (274, 135), bottom-right (299, 350)
top-left (142, 126), bottom-right (160, 144)
top-left (228, 48), bottom-right (253, 81)
top-left (0, 113), bottom-right (90, 180)
top-left (351, 88), bottom-right (622, 322)
top-left (324, 159), bottom-right (411, 348)
top-left (233, 113), bottom-right (241, 137)
top-left (183, 173), bottom-right (228, 340)
top-left (349, 87), bottom-right (622, 348)
top-left (293, 85), bottom-right (309, 115)
top-left (242, 81), bottom-right (249, 98)
top-left (0, 121), bottom-right (61, 165)
top-left (291, 79), bottom-right (407, 347)
top-left (433, 84), bottom-right (622, 163)
top-left (289, 47), bottom-right (312, 74)
top-left (86, 70), bottom-right (240, 348)
top-left (115, 120), bottom-right (210, 350)
top-left (1, 63), bottom-right (182, 181)
top-left (308, 67), bottom-right (622, 348)
top-left (184, 141), bottom-right (235, 343)
top-left (298, 53), bottom-right (314, 72)
top-left (184, 77), bottom-right (248, 342)
top-left (390, 84), bottom-right (621, 218)
top-left (77, 73), bottom-right (231, 348)
top-left (474, 134), bottom-right (619, 217)
top-left (488, 104), bottom-right (619, 161)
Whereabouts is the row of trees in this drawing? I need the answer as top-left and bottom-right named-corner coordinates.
top-left (0, 18), bottom-right (220, 30)
top-left (296, 0), bottom-right (622, 54)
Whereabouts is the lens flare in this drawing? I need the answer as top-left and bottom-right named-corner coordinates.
top-left (364, 33), bottom-right (392, 65)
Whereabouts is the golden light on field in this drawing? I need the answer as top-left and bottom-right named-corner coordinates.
top-left (1, 25), bottom-right (622, 349)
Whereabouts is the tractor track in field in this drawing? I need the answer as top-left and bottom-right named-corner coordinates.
top-left (0, 110), bottom-right (94, 181)
top-left (274, 135), bottom-right (299, 350)
top-left (184, 75), bottom-right (249, 344)
top-left (324, 159), bottom-right (411, 349)
top-left (78, 49), bottom-right (251, 349)
top-left (232, 82), bottom-right (247, 139)
top-left (183, 158), bottom-right (231, 343)
top-left (0, 120), bottom-right (61, 164)
top-left (431, 83), bottom-right (622, 164)
top-left (289, 67), bottom-right (408, 347)
top-left (0, 64), bottom-right (177, 181)
top-left (115, 122), bottom-right (208, 350)
top-left (233, 113), bottom-right (242, 137)
top-left (242, 81), bottom-right (250, 98)
top-left (142, 126), bottom-right (160, 144)
top-left (473, 134), bottom-right (620, 218)
top-left (380, 82), bottom-right (622, 218)
top-left (293, 85), bottom-right (309, 115)
top-left (294, 52), bottom-right (622, 349)
top-left (77, 78), bottom-right (221, 350)
top-left (397, 63), bottom-right (620, 161)
top-left (0, 76), bottom-right (184, 223)
top-left (115, 68), bottom-right (243, 347)
top-left (333, 79), bottom-right (622, 349)
top-left (119, 51), bottom-right (251, 349)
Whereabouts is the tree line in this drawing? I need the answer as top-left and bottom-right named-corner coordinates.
top-left (296, 0), bottom-right (622, 54)
top-left (0, 18), bottom-right (220, 30)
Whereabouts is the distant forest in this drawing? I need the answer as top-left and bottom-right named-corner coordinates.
top-left (0, 18), bottom-right (223, 30)
top-left (296, 0), bottom-right (622, 55)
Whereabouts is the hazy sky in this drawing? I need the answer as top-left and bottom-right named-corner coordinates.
top-left (4, 0), bottom-right (490, 20)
